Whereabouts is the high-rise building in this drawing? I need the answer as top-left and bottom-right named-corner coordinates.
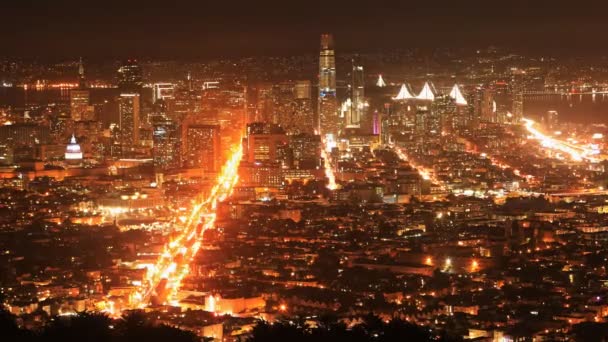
top-left (70, 90), bottom-right (93, 121)
top-left (295, 80), bottom-right (312, 100)
top-left (182, 124), bottom-right (220, 171)
top-left (50, 111), bottom-right (72, 143)
top-left (511, 70), bottom-right (525, 122)
top-left (472, 85), bottom-right (495, 124)
top-left (347, 60), bottom-right (365, 128)
top-left (152, 102), bottom-right (180, 170)
top-left (372, 111), bottom-right (381, 135)
top-left (168, 89), bottom-right (201, 123)
top-left (118, 93), bottom-right (140, 155)
top-left (319, 34), bottom-right (336, 94)
top-left (318, 34), bottom-right (339, 137)
top-left (290, 133), bottom-right (321, 169)
top-left (292, 98), bottom-right (315, 134)
top-left (70, 58), bottom-right (93, 121)
top-left (243, 123), bottom-right (288, 164)
top-left (255, 82), bottom-right (275, 123)
top-left (118, 60), bottom-right (143, 93)
top-left (413, 82), bottom-right (438, 137)
top-left (238, 161), bottom-right (283, 188)
top-left (271, 81), bottom-right (315, 134)
top-left (443, 84), bottom-right (470, 133)
top-left (153, 83), bottom-right (175, 103)
top-left (77, 57), bottom-right (86, 89)
top-left (414, 104), bottom-right (430, 136)
top-left (0, 124), bottom-right (50, 147)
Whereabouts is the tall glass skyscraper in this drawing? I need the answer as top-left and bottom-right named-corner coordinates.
top-left (319, 34), bottom-right (336, 94)
top-left (118, 93), bottom-right (140, 156)
top-left (318, 34), bottom-right (339, 138)
top-left (347, 60), bottom-right (365, 128)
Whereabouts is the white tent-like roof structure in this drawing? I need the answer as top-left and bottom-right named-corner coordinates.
top-left (416, 82), bottom-right (435, 101)
top-left (376, 74), bottom-right (386, 87)
top-left (393, 84), bottom-right (415, 100)
top-left (449, 84), bottom-right (468, 105)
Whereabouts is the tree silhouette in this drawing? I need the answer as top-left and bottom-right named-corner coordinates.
top-left (247, 316), bottom-right (444, 342)
top-left (0, 307), bottom-right (33, 341)
top-left (248, 320), bottom-right (308, 342)
top-left (572, 322), bottom-right (608, 342)
top-left (0, 310), bottom-right (199, 342)
top-left (40, 312), bottom-right (113, 342)
top-left (380, 318), bottom-right (433, 342)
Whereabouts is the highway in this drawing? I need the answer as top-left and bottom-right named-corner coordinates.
top-left (523, 118), bottom-right (600, 163)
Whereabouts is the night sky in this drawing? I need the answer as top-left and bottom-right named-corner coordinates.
top-left (2, 0), bottom-right (608, 59)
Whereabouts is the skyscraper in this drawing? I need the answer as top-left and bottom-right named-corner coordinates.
top-left (265, 81), bottom-right (315, 134)
top-left (243, 122), bottom-right (288, 164)
top-left (319, 34), bottom-right (336, 95)
top-left (255, 82), bottom-right (275, 123)
top-left (182, 124), bottom-right (220, 171)
top-left (153, 83), bottom-right (175, 103)
top-left (293, 80), bottom-right (315, 134)
top-left (290, 133), bottom-right (321, 169)
top-left (318, 34), bottom-right (339, 137)
top-left (118, 93), bottom-right (140, 155)
top-left (152, 116), bottom-right (180, 170)
top-left (70, 90), bottom-right (92, 121)
top-left (118, 60), bottom-right (143, 93)
top-left (77, 57), bottom-right (86, 89)
top-left (70, 58), bottom-right (93, 121)
top-left (473, 85), bottom-right (495, 123)
top-left (511, 70), bottom-right (525, 122)
top-left (295, 80), bottom-right (312, 100)
top-left (347, 60), bottom-right (365, 128)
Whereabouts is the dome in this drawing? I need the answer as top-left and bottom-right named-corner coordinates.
top-left (65, 135), bottom-right (83, 160)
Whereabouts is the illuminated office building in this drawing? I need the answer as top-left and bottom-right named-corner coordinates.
top-left (77, 58), bottom-right (86, 89)
top-left (511, 70), bottom-right (525, 122)
top-left (295, 80), bottom-right (312, 100)
top-left (290, 133), bottom-right (321, 169)
top-left (294, 80), bottom-right (314, 133)
top-left (238, 161), bottom-right (283, 188)
top-left (347, 60), bottom-right (365, 128)
top-left (168, 89), bottom-right (201, 122)
top-left (255, 82), bottom-right (275, 123)
top-left (414, 82), bottom-right (438, 136)
top-left (472, 85), bottom-right (495, 124)
top-left (0, 123), bottom-right (50, 146)
top-left (70, 90), bottom-right (92, 121)
top-left (318, 34), bottom-right (339, 137)
top-left (118, 93), bottom-right (140, 155)
top-left (118, 60), bottom-right (143, 93)
top-left (70, 58), bottom-right (93, 121)
top-left (182, 124), bottom-right (220, 171)
top-left (272, 81), bottom-right (314, 134)
top-left (243, 123), bottom-right (288, 164)
top-left (439, 84), bottom-right (470, 132)
top-left (152, 116), bottom-right (180, 170)
top-left (153, 83), bottom-right (175, 103)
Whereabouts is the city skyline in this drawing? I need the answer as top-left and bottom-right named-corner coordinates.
top-left (4, 4), bottom-right (608, 341)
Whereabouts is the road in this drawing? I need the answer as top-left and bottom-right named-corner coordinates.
top-left (523, 118), bottom-right (600, 163)
top-left (105, 144), bottom-right (243, 315)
